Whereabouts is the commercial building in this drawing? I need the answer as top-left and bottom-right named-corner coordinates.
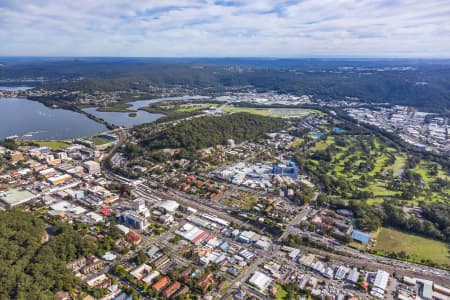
top-left (370, 270), bottom-right (390, 298)
top-left (156, 200), bottom-right (179, 213)
top-left (119, 211), bottom-right (149, 230)
top-left (0, 188), bottom-right (37, 208)
top-left (272, 160), bottom-right (299, 179)
top-left (248, 271), bottom-right (272, 291)
top-left (83, 161), bottom-right (101, 174)
top-left (238, 230), bottom-right (257, 243)
top-left (347, 267), bottom-right (360, 283)
top-left (56, 152), bottom-right (68, 160)
top-left (85, 212), bottom-right (103, 223)
top-left (47, 174), bottom-right (72, 185)
top-left (334, 266), bottom-right (350, 280)
top-left (416, 278), bottom-right (433, 300)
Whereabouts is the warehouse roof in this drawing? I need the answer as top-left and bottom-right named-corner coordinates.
top-left (157, 200), bottom-right (179, 212)
top-left (248, 271), bottom-right (272, 291)
top-left (0, 188), bottom-right (36, 207)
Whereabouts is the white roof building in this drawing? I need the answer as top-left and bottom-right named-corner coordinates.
top-left (130, 264), bottom-right (152, 280)
top-left (86, 274), bottom-right (108, 287)
top-left (370, 270), bottom-right (390, 298)
top-left (156, 200), bottom-right (179, 213)
top-left (142, 271), bottom-right (160, 284)
top-left (347, 267), bottom-right (360, 283)
top-left (248, 271), bottom-right (272, 291)
top-left (86, 212), bottom-right (103, 223)
top-left (102, 251), bottom-right (117, 261)
top-left (116, 224), bottom-right (130, 234)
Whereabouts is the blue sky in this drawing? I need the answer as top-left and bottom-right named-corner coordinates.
top-left (1, 0), bottom-right (449, 57)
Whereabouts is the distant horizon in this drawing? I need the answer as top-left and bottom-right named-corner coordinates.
top-left (1, 56), bottom-right (450, 60)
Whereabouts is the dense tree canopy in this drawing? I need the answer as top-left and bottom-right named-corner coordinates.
top-left (138, 113), bottom-right (286, 152)
top-left (2, 58), bottom-right (450, 112)
top-left (0, 210), bottom-right (96, 299)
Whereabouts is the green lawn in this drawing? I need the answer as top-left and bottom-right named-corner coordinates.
top-left (366, 198), bottom-right (385, 205)
top-left (389, 154), bottom-right (406, 175)
top-left (274, 284), bottom-right (288, 300)
top-left (305, 134), bottom-right (448, 206)
top-left (369, 154), bottom-right (390, 175)
top-left (176, 103), bottom-right (219, 112)
top-left (33, 140), bottom-right (70, 150)
top-left (92, 137), bottom-right (112, 146)
top-left (224, 106), bottom-right (271, 116)
top-left (311, 136), bottom-right (335, 152)
top-left (224, 106), bottom-right (317, 118)
top-left (374, 227), bottom-right (450, 268)
top-left (412, 162), bottom-right (450, 184)
top-left (363, 181), bottom-right (398, 197)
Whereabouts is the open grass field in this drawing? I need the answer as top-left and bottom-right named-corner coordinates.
top-left (374, 227), bottom-right (450, 268)
top-left (222, 195), bottom-right (257, 210)
top-left (33, 140), bottom-right (70, 150)
top-left (176, 103), bottom-right (219, 112)
top-left (92, 137), bottom-right (112, 146)
top-left (224, 106), bottom-right (318, 118)
top-left (311, 136), bottom-right (335, 152)
top-left (388, 154), bottom-right (407, 175)
top-left (363, 181), bottom-right (398, 197)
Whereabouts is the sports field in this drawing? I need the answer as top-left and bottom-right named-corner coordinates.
top-left (224, 106), bottom-right (318, 118)
top-left (374, 227), bottom-right (450, 268)
top-left (92, 137), bottom-right (112, 146)
top-left (33, 140), bottom-right (70, 150)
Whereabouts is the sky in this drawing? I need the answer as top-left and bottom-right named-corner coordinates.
top-left (1, 0), bottom-right (450, 58)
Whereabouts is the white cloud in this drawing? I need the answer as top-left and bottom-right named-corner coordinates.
top-left (0, 0), bottom-right (449, 57)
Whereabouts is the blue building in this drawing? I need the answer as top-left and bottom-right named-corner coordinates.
top-left (351, 230), bottom-right (371, 244)
top-left (114, 293), bottom-right (132, 300)
top-left (272, 160), bottom-right (299, 179)
top-left (219, 241), bottom-right (230, 251)
top-left (119, 211), bottom-right (149, 230)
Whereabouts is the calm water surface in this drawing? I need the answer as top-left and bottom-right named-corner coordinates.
top-left (0, 97), bottom-right (107, 140)
top-left (83, 95), bottom-right (209, 127)
top-left (0, 94), bottom-right (209, 140)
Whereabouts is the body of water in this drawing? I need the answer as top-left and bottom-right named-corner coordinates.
top-left (83, 95), bottom-right (209, 127)
top-left (0, 86), bottom-right (34, 91)
top-left (0, 97), bottom-right (107, 140)
top-left (0, 94), bottom-right (209, 141)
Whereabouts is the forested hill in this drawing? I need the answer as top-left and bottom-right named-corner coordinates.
top-left (1, 58), bottom-right (450, 112)
top-left (0, 210), bottom-right (96, 299)
top-left (138, 113), bottom-right (286, 151)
